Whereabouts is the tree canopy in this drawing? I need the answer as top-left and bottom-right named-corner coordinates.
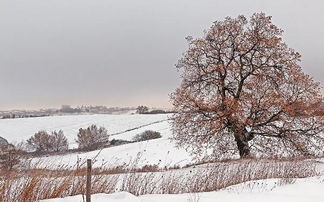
top-left (171, 13), bottom-right (324, 158)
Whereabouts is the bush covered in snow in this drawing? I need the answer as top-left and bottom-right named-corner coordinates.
top-left (133, 130), bottom-right (161, 142)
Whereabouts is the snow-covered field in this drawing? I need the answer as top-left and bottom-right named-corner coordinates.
top-left (33, 137), bottom-right (192, 168)
top-left (42, 177), bottom-right (324, 202)
top-left (0, 114), bottom-right (170, 148)
top-left (1, 114), bottom-right (323, 201)
top-left (0, 114), bottom-right (193, 168)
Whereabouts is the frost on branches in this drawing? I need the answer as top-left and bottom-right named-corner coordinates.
top-left (171, 13), bottom-right (324, 159)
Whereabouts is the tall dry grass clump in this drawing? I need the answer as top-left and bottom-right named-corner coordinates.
top-left (119, 158), bottom-right (318, 195)
top-left (0, 158), bottom-right (320, 201)
top-left (0, 162), bottom-right (119, 202)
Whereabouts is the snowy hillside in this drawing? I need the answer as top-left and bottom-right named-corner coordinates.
top-left (32, 132), bottom-right (192, 168)
top-left (0, 114), bottom-right (170, 148)
top-left (0, 114), bottom-right (193, 168)
top-left (42, 177), bottom-right (324, 202)
top-left (0, 114), bottom-right (323, 201)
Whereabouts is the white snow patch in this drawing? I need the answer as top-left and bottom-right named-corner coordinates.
top-left (41, 177), bottom-right (324, 202)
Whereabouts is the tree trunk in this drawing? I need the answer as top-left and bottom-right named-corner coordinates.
top-left (234, 128), bottom-right (254, 158)
top-left (234, 134), bottom-right (251, 158)
top-left (228, 121), bottom-right (253, 158)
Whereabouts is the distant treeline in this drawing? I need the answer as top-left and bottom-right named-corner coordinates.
top-left (141, 110), bottom-right (175, 114)
top-left (135, 106), bottom-right (174, 114)
top-left (0, 105), bottom-right (173, 119)
top-left (0, 113), bottom-right (50, 119)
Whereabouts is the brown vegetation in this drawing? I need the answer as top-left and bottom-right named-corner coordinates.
top-left (0, 145), bottom-right (23, 171)
top-left (0, 157), bottom-right (319, 201)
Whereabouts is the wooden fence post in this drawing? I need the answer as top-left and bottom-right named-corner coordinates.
top-left (86, 159), bottom-right (92, 202)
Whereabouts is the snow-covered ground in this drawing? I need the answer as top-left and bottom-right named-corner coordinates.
top-left (42, 177), bottom-right (324, 202)
top-left (0, 114), bottom-right (193, 168)
top-left (1, 114), bottom-right (324, 201)
top-left (0, 114), bottom-right (170, 148)
top-left (32, 135), bottom-right (192, 168)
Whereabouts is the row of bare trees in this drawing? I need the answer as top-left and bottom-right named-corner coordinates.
top-left (0, 125), bottom-right (109, 171)
top-left (26, 125), bottom-right (109, 153)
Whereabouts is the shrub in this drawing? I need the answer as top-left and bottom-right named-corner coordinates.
top-left (76, 125), bottom-right (109, 150)
top-left (27, 130), bottom-right (69, 153)
top-left (110, 139), bottom-right (132, 146)
top-left (50, 130), bottom-right (69, 152)
top-left (27, 131), bottom-right (52, 152)
top-left (133, 130), bottom-right (161, 142)
top-left (0, 144), bottom-right (22, 171)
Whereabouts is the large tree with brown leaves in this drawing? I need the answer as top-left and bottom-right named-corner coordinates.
top-left (171, 13), bottom-right (324, 159)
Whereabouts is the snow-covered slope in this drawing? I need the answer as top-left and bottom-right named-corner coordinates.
top-left (2, 114), bottom-right (324, 201)
top-left (0, 114), bottom-right (192, 168)
top-left (33, 134), bottom-right (192, 168)
top-left (0, 114), bottom-right (170, 148)
top-left (41, 177), bottom-right (324, 202)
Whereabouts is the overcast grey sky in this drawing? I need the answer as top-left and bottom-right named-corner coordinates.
top-left (0, 0), bottom-right (323, 110)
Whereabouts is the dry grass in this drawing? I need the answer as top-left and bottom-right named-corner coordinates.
top-left (122, 158), bottom-right (318, 195)
top-left (0, 158), bottom-right (319, 201)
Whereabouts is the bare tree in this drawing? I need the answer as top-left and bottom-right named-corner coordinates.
top-left (50, 130), bottom-right (69, 152)
top-left (27, 131), bottom-right (53, 152)
top-left (171, 13), bottom-right (324, 158)
top-left (76, 125), bottom-right (109, 150)
top-left (27, 130), bottom-right (68, 153)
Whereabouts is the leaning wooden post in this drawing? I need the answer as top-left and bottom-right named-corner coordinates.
top-left (86, 159), bottom-right (92, 202)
